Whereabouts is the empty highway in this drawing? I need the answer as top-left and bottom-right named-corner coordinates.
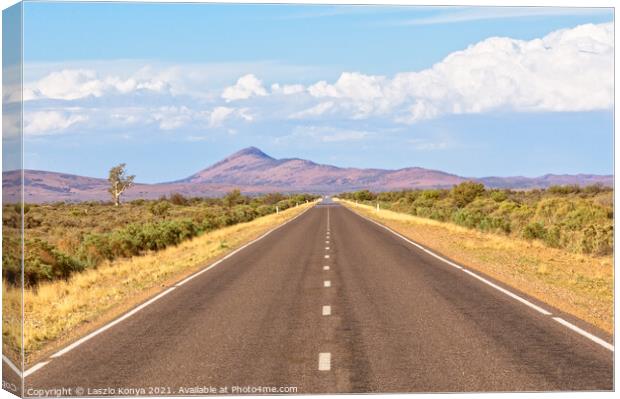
top-left (24, 199), bottom-right (613, 394)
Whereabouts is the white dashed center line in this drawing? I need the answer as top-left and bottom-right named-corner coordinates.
top-left (324, 280), bottom-right (331, 287)
top-left (323, 266), bottom-right (330, 271)
top-left (325, 247), bottom-right (330, 250)
top-left (318, 352), bottom-right (331, 371)
top-left (322, 305), bottom-right (332, 316)
top-left (324, 254), bottom-right (330, 259)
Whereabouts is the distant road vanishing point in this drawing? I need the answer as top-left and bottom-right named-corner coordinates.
top-left (23, 199), bottom-right (613, 394)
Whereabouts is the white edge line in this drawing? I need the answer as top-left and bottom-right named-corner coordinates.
top-left (461, 269), bottom-right (551, 315)
top-left (2, 355), bottom-right (22, 377)
top-left (176, 205), bottom-right (311, 287)
top-left (23, 361), bottom-right (49, 378)
top-left (354, 209), bottom-right (550, 312)
top-left (25, 204), bottom-right (316, 376)
top-left (50, 286), bottom-right (177, 359)
top-left (346, 205), bottom-right (614, 352)
top-left (553, 317), bottom-right (614, 352)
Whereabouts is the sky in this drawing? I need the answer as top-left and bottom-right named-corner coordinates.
top-left (3, 2), bottom-right (614, 183)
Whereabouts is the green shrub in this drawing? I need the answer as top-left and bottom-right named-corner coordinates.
top-left (339, 186), bottom-right (612, 256)
top-left (490, 190), bottom-right (508, 202)
top-left (581, 224), bottom-right (613, 255)
top-left (547, 185), bottom-right (581, 195)
top-left (149, 201), bottom-right (171, 218)
top-left (24, 239), bottom-right (84, 286)
top-left (2, 237), bottom-right (21, 285)
top-left (6, 192), bottom-right (320, 287)
top-left (451, 181), bottom-right (485, 208)
top-left (523, 222), bottom-right (547, 240)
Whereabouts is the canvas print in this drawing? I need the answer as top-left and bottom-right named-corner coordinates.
top-left (1, 1), bottom-right (614, 397)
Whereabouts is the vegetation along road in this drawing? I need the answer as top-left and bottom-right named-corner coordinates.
top-left (22, 198), bottom-right (612, 394)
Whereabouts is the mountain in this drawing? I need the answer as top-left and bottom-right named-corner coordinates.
top-left (2, 147), bottom-right (613, 203)
top-left (178, 146), bottom-right (466, 191)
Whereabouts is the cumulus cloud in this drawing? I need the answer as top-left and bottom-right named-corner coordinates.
top-left (19, 22), bottom-right (613, 136)
top-left (271, 83), bottom-right (305, 95)
top-left (24, 69), bottom-right (170, 101)
top-left (209, 106), bottom-right (235, 127)
top-left (300, 22), bottom-right (613, 122)
top-left (151, 106), bottom-right (194, 130)
top-left (290, 102), bottom-right (335, 119)
top-left (24, 111), bottom-right (88, 136)
top-left (127, 105), bottom-right (254, 132)
top-left (221, 74), bottom-right (268, 101)
top-left (237, 108), bottom-right (255, 122)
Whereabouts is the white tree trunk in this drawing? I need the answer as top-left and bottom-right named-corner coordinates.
top-left (114, 182), bottom-right (121, 206)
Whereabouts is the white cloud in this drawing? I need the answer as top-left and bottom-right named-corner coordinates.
top-left (24, 69), bottom-right (170, 101)
top-left (271, 83), bottom-right (305, 95)
top-left (237, 108), bottom-right (255, 122)
top-left (277, 125), bottom-right (372, 144)
top-left (207, 106), bottom-right (256, 128)
top-left (152, 106), bottom-right (193, 130)
top-left (309, 73), bottom-right (385, 102)
top-left (290, 102), bottom-right (335, 119)
top-left (307, 80), bottom-right (340, 98)
top-left (123, 105), bottom-right (255, 131)
top-left (221, 74), bottom-right (267, 102)
top-left (18, 22), bottom-right (613, 136)
top-left (24, 111), bottom-right (88, 136)
top-left (297, 22), bottom-right (613, 122)
top-left (209, 106), bottom-right (235, 128)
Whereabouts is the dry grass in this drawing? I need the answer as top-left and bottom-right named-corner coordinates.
top-left (2, 281), bottom-right (22, 366)
top-left (338, 199), bottom-right (613, 334)
top-left (3, 203), bottom-right (314, 365)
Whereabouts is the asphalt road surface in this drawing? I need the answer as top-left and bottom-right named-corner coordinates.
top-left (23, 200), bottom-right (613, 394)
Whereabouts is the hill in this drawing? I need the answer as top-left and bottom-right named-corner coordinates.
top-left (2, 147), bottom-right (612, 203)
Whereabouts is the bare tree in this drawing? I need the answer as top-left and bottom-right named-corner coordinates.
top-left (108, 163), bottom-right (135, 206)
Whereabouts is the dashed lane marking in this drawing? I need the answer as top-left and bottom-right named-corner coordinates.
top-left (318, 353), bottom-right (331, 371)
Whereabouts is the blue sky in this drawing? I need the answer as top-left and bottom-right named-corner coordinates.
top-left (9, 2), bottom-right (614, 182)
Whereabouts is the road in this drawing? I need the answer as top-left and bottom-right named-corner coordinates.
top-left (24, 200), bottom-right (613, 394)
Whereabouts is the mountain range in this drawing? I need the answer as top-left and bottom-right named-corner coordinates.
top-left (2, 147), bottom-right (613, 203)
